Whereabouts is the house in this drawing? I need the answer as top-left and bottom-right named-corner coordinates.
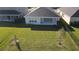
top-left (0, 10), bottom-right (20, 22)
top-left (0, 7), bottom-right (28, 16)
top-left (56, 7), bottom-right (79, 24)
top-left (24, 7), bottom-right (60, 25)
top-left (0, 7), bottom-right (28, 22)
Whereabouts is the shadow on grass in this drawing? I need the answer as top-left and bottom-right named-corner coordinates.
top-left (60, 18), bottom-right (79, 47)
top-left (60, 18), bottom-right (75, 31)
top-left (16, 42), bottom-right (22, 51)
top-left (0, 21), bottom-right (61, 31)
top-left (13, 35), bottom-right (22, 51)
top-left (30, 25), bottom-right (60, 31)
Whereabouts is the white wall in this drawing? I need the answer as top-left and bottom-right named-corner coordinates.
top-left (25, 17), bottom-right (40, 25)
top-left (25, 17), bottom-right (60, 25)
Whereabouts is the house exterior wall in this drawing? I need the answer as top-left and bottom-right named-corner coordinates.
top-left (25, 17), bottom-right (40, 25)
top-left (0, 16), bottom-right (19, 22)
top-left (25, 17), bottom-right (60, 25)
top-left (71, 17), bottom-right (79, 22)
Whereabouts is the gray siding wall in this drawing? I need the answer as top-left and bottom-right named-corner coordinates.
top-left (71, 17), bottom-right (79, 22)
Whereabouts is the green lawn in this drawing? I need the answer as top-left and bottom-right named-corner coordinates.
top-left (72, 27), bottom-right (79, 41)
top-left (0, 26), bottom-right (78, 51)
top-left (66, 27), bottom-right (79, 49)
top-left (73, 27), bottom-right (79, 37)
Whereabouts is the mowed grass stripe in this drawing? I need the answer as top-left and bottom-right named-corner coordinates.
top-left (0, 33), bottom-right (13, 50)
top-left (11, 28), bottom-right (57, 50)
top-left (0, 27), bottom-right (16, 50)
top-left (0, 27), bottom-right (78, 51)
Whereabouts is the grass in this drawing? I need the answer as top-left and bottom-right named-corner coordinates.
top-left (0, 20), bottom-right (78, 51)
top-left (72, 27), bottom-right (79, 40)
top-left (57, 19), bottom-right (79, 50)
top-left (0, 26), bottom-right (78, 51)
top-left (63, 31), bottom-right (79, 50)
top-left (0, 27), bottom-right (56, 51)
top-left (73, 27), bottom-right (79, 35)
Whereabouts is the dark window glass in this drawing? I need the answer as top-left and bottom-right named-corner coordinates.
top-left (41, 18), bottom-right (53, 23)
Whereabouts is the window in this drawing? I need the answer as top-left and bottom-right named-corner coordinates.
top-left (29, 20), bottom-right (37, 23)
top-left (7, 16), bottom-right (10, 20)
top-left (41, 18), bottom-right (53, 23)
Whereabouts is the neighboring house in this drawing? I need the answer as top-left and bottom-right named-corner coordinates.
top-left (0, 7), bottom-right (28, 22)
top-left (0, 7), bottom-right (28, 16)
top-left (24, 7), bottom-right (60, 25)
top-left (56, 7), bottom-right (79, 24)
top-left (0, 10), bottom-right (20, 21)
